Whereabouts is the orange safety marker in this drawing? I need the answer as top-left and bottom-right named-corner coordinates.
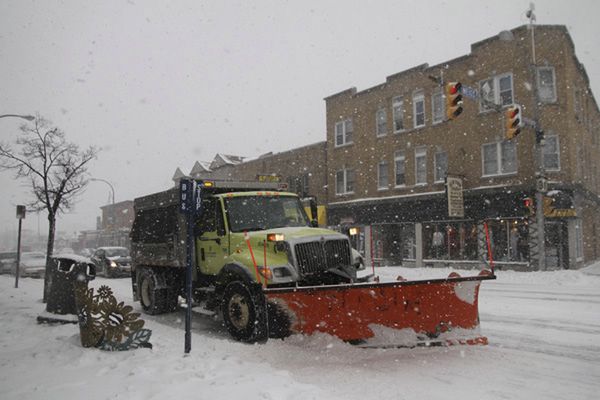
top-left (484, 222), bottom-right (495, 273)
top-left (262, 240), bottom-right (268, 288)
top-left (244, 231), bottom-right (262, 285)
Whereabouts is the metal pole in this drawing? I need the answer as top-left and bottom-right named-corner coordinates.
top-left (15, 218), bottom-right (22, 288)
top-left (90, 178), bottom-right (115, 204)
top-left (527, 4), bottom-right (546, 271)
top-left (0, 114), bottom-right (35, 121)
top-left (185, 208), bottom-right (193, 354)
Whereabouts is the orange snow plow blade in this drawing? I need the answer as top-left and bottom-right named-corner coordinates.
top-left (265, 270), bottom-right (495, 346)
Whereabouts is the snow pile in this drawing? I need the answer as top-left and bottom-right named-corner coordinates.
top-left (1, 267), bottom-right (599, 400)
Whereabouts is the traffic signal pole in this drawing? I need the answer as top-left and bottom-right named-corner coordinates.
top-left (527, 7), bottom-right (547, 271)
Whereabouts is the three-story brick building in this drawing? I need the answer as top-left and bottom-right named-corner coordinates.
top-left (324, 24), bottom-right (600, 270)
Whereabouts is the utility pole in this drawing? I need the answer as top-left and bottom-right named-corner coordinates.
top-left (527, 3), bottom-right (547, 271)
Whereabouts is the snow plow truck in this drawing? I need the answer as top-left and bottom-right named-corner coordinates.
top-left (129, 179), bottom-right (495, 346)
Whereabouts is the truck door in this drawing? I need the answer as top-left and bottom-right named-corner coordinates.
top-left (196, 197), bottom-right (229, 275)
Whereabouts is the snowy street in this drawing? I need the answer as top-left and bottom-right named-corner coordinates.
top-left (1, 265), bottom-right (599, 400)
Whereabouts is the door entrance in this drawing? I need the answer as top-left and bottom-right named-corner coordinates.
top-left (545, 221), bottom-right (569, 270)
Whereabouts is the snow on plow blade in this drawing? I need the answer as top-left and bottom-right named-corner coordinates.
top-left (265, 270), bottom-right (496, 347)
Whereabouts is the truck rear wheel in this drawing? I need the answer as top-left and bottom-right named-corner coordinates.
top-left (221, 281), bottom-right (268, 343)
top-left (139, 268), bottom-right (178, 315)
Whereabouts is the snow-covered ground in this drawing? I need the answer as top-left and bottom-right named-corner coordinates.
top-left (1, 264), bottom-right (599, 400)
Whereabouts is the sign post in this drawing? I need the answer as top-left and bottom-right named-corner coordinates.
top-left (15, 205), bottom-right (26, 288)
top-left (179, 179), bottom-right (198, 354)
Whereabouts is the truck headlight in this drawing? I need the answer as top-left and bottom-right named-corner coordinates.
top-left (109, 260), bottom-right (118, 268)
top-left (273, 267), bottom-right (292, 278)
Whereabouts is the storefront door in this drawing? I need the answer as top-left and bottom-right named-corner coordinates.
top-left (545, 221), bottom-right (569, 270)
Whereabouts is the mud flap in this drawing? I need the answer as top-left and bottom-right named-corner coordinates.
top-left (264, 271), bottom-right (495, 346)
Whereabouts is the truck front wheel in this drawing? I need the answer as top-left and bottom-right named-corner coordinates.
top-left (221, 281), bottom-right (268, 343)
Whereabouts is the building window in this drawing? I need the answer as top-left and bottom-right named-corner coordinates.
top-left (434, 151), bottom-right (448, 182)
top-left (537, 67), bottom-right (556, 103)
top-left (413, 92), bottom-right (425, 129)
top-left (392, 97), bottom-right (404, 132)
top-left (498, 74), bottom-right (513, 106)
top-left (575, 220), bottom-right (584, 260)
top-left (479, 73), bottom-right (513, 111)
top-left (395, 151), bottom-right (406, 186)
top-left (377, 161), bottom-right (389, 190)
top-left (336, 167), bottom-right (355, 195)
top-left (376, 109), bottom-right (387, 136)
top-left (482, 141), bottom-right (517, 176)
top-left (287, 174), bottom-right (310, 198)
top-left (543, 135), bottom-right (561, 171)
top-left (335, 119), bottom-right (353, 147)
top-left (432, 90), bottom-right (444, 124)
top-left (415, 147), bottom-right (427, 185)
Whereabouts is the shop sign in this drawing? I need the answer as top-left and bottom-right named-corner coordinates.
top-left (543, 193), bottom-right (577, 218)
top-left (257, 174), bottom-right (281, 183)
top-left (446, 175), bottom-right (464, 218)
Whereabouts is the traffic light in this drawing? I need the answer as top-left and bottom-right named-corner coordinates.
top-left (523, 197), bottom-right (535, 216)
top-left (445, 82), bottom-right (463, 120)
top-left (505, 105), bottom-right (523, 140)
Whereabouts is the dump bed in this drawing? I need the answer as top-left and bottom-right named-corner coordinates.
top-left (130, 188), bottom-right (189, 269)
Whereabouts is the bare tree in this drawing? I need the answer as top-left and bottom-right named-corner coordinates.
top-left (0, 115), bottom-right (99, 300)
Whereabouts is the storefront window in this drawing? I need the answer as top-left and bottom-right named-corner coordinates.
top-left (423, 221), bottom-right (479, 260)
top-left (485, 219), bottom-right (528, 262)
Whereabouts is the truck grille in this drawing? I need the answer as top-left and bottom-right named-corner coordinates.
top-left (294, 240), bottom-right (351, 275)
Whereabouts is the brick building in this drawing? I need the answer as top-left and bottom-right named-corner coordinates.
top-left (324, 24), bottom-right (600, 270)
top-left (172, 24), bottom-right (599, 270)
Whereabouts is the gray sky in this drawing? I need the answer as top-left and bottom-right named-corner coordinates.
top-left (1, 0), bottom-right (599, 241)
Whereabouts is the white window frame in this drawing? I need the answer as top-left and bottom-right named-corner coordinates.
top-left (392, 96), bottom-right (405, 133)
top-left (431, 89), bottom-right (445, 124)
top-left (415, 147), bottom-right (427, 185)
top-left (376, 108), bottom-right (387, 137)
top-left (413, 91), bottom-right (426, 129)
top-left (543, 135), bottom-right (561, 171)
top-left (377, 161), bottom-right (389, 190)
top-left (434, 151), bottom-right (448, 182)
top-left (537, 66), bottom-right (557, 103)
top-left (479, 73), bottom-right (514, 112)
top-left (394, 151), bottom-right (406, 187)
top-left (335, 167), bottom-right (355, 195)
top-left (334, 119), bottom-right (353, 147)
top-left (481, 141), bottom-right (518, 177)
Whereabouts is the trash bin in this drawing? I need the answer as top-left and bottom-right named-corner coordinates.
top-left (46, 256), bottom-right (96, 315)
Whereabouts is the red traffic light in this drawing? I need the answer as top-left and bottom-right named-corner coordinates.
top-left (445, 82), bottom-right (463, 120)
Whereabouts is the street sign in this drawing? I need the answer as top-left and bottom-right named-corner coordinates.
top-left (16, 205), bottom-right (26, 219)
top-left (461, 85), bottom-right (478, 100)
top-left (179, 179), bottom-right (195, 214)
top-left (536, 177), bottom-right (548, 193)
top-left (446, 175), bottom-right (465, 218)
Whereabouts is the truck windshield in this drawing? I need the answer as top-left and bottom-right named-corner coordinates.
top-left (225, 195), bottom-right (310, 232)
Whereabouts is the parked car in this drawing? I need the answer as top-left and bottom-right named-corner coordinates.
top-left (16, 252), bottom-right (47, 278)
top-left (90, 247), bottom-right (131, 278)
top-left (0, 252), bottom-right (18, 274)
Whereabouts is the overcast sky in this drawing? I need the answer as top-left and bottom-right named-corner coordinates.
top-left (1, 0), bottom-right (599, 240)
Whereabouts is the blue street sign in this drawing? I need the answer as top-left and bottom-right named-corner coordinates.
top-left (461, 85), bottom-right (478, 100)
top-left (179, 179), bottom-right (194, 214)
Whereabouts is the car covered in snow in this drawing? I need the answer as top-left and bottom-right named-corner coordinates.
top-left (0, 252), bottom-right (18, 274)
top-left (90, 246), bottom-right (132, 278)
top-left (16, 252), bottom-right (47, 278)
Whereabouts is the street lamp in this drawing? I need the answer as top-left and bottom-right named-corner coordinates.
top-left (0, 114), bottom-right (35, 121)
top-left (90, 178), bottom-right (115, 205)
